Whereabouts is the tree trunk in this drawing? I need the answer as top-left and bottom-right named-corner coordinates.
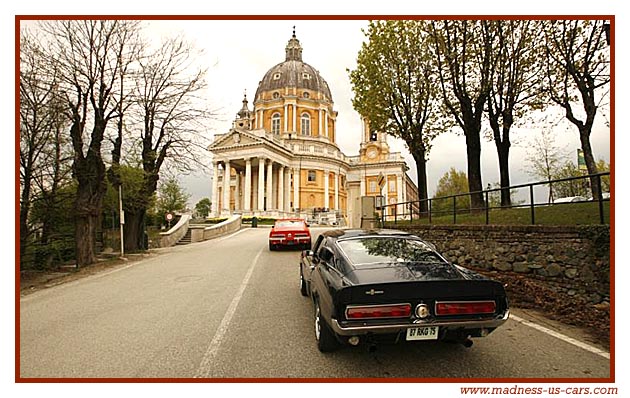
top-left (74, 207), bottom-right (99, 266)
top-left (579, 128), bottom-right (601, 199)
top-left (496, 138), bottom-right (512, 207)
top-left (19, 169), bottom-right (32, 269)
top-left (464, 130), bottom-right (485, 210)
top-left (411, 149), bottom-right (429, 214)
top-left (123, 210), bottom-right (147, 252)
top-left (71, 120), bottom-right (107, 267)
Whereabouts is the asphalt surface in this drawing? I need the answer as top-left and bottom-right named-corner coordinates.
top-left (19, 227), bottom-right (611, 379)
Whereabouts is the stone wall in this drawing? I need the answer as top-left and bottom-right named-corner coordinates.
top-left (393, 224), bottom-right (610, 304)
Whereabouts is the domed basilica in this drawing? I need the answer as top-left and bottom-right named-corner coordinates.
top-left (208, 31), bottom-right (418, 226)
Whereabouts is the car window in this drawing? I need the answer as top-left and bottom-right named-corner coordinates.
top-left (275, 220), bottom-right (306, 228)
top-left (337, 237), bottom-right (445, 267)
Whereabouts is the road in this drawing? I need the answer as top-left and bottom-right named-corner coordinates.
top-left (19, 227), bottom-right (610, 379)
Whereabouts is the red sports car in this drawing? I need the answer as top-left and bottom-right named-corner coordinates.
top-left (269, 219), bottom-right (311, 251)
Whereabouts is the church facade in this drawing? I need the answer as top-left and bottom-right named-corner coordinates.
top-left (208, 31), bottom-right (418, 227)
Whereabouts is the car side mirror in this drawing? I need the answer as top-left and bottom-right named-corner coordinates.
top-left (319, 247), bottom-right (334, 264)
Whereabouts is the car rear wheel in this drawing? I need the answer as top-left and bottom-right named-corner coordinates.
top-left (314, 300), bottom-right (339, 352)
top-left (269, 243), bottom-right (275, 251)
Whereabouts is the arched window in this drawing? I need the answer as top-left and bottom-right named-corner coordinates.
top-left (301, 112), bottom-right (311, 136)
top-left (271, 112), bottom-right (281, 134)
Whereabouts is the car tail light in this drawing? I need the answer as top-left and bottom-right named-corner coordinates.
top-left (346, 304), bottom-right (411, 320)
top-left (270, 233), bottom-right (285, 238)
top-left (435, 301), bottom-right (496, 316)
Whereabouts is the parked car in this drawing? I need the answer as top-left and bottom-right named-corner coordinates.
top-left (553, 196), bottom-right (588, 204)
top-left (299, 229), bottom-right (510, 352)
top-left (269, 218), bottom-right (311, 251)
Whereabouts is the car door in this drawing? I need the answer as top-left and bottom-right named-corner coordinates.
top-left (314, 240), bottom-right (345, 322)
top-left (302, 235), bottom-right (324, 292)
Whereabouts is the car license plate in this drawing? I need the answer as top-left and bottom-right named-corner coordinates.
top-left (406, 326), bottom-right (439, 341)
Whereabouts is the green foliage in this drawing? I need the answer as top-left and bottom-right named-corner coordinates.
top-left (349, 20), bottom-right (442, 147)
top-left (27, 183), bottom-right (77, 269)
top-left (195, 198), bottom-right (212, 218)
top-left (552, 161), bottom-right (590, 198)
top-left (103, 166), bottom-right (155, 215)
top-left (596, 159), bottom-right (610, 192)
top-left (431, 168), bottom-right (470, 214)
top-left (156, 177), bottom-right (190, 221)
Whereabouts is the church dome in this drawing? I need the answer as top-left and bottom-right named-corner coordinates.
top-left (254, 32), bottom-right (333, 102)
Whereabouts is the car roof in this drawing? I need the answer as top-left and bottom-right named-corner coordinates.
top-left (320, 228), bottom-right (414, 240)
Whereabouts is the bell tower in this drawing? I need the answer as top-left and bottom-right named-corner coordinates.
top-left (233, 91), bottom-right (252, 129)
top-left (359, 117), bottom-right (390, 162)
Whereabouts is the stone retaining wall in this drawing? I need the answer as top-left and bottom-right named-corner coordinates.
top-left (393, 224), bottom-right (610, 304)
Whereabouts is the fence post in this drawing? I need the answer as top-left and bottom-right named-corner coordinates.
top-left (597, 174), bottom-right (604, 224)
top-left (428, 199), bottom-right (432, 224)
top-left (529, 184), bottom-right (535, 225)
top-left (485, 190), bottom-right (489, 225)
top-left (453, 196), bottom-right (457, 224)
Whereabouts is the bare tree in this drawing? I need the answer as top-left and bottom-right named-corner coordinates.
top-left (524, 127), bottom-right (568, 203)
top-left (122, 35), bottom-right (212, 251)
top-left (41, 20), bottom-right (141, 266)
top-left (19, 32), bottom-right (63, 268)
top-left (487, 20), bottom-right (545, 207)
top-left (429, 20), bottom-right (498, 210)
top-left (543, 19), bottom-right (610, 199)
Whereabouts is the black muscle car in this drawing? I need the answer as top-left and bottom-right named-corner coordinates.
top-left (299, 229), bottom-right (510, 352)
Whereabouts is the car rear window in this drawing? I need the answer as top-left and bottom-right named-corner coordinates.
top-left (275, 220), bottom-right (306, 228)
top-left (337, 237), bottom-right (444, 267)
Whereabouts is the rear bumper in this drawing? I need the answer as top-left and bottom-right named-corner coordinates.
top-left (331, 310), bottom-right (510, 336)
top-left (269, 237), bottom-right (311, 245)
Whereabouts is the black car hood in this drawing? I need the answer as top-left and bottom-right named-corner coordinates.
top-left (345, 262), bottom-right (480, 285)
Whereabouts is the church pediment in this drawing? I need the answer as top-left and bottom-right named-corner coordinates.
top-left (209, 129), bottom-right (263, 151)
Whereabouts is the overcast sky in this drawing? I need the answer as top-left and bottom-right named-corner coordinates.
top-left (141, 19), bottom-right (612, 207)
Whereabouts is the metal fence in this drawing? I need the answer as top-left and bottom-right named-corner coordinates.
top-left (380, 172), bottom-right (611, 226)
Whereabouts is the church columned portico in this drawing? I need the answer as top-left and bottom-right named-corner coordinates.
top-left (213, 153), bottom-right (298, 218)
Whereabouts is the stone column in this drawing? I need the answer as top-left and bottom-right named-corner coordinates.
top-left (211, 161), bottom-right (219, 216)
top-left (222, 160), bottom-right (231, 214)
top-left (244, 158), bottom-right (252, 211)
top-left (324, 170), bottom-right (330, 209)
top-left (397, 174), bottom-right (404, 214)
top-left (284, 104), bottom-right (288, 132)
top-left (324, 110), bottom-right (329, 138)
top-left (266, 160), bottom-right (274, 211)
top-left (319, 109), bottom-right (323, 136)
top-left (258, 158), bottom-right (265, 211)
top-left (284, 168), bottom-right (291, 212)
top-left (293, 168), bottom-right (300, 211)
top-left (234, 171), bottom-right (241, 211)
top-left (293, 105), bottom-right (297, 133)
top-left (277, 165), bottom-right (285, 213)
top-left (334, 172), bottom-right (340, 210)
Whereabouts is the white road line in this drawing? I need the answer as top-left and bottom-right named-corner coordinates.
top-left (510, 314), bottom-right (610, 359)
top-left (194, 247), bottom-right (264, 378)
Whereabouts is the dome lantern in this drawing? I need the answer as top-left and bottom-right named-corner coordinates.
top-left (285, 26), bottom-right (303, 61)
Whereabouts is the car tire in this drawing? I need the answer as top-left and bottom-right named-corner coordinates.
top-left (314, 300), bottom-right (339, 352)
top-left (300, 270), bottom-right (308, 297)
top-left (269, 243), bottom-right (274, 251)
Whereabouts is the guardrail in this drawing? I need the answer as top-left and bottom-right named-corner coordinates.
top-left (381, 172), bottom-right (610, 225)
